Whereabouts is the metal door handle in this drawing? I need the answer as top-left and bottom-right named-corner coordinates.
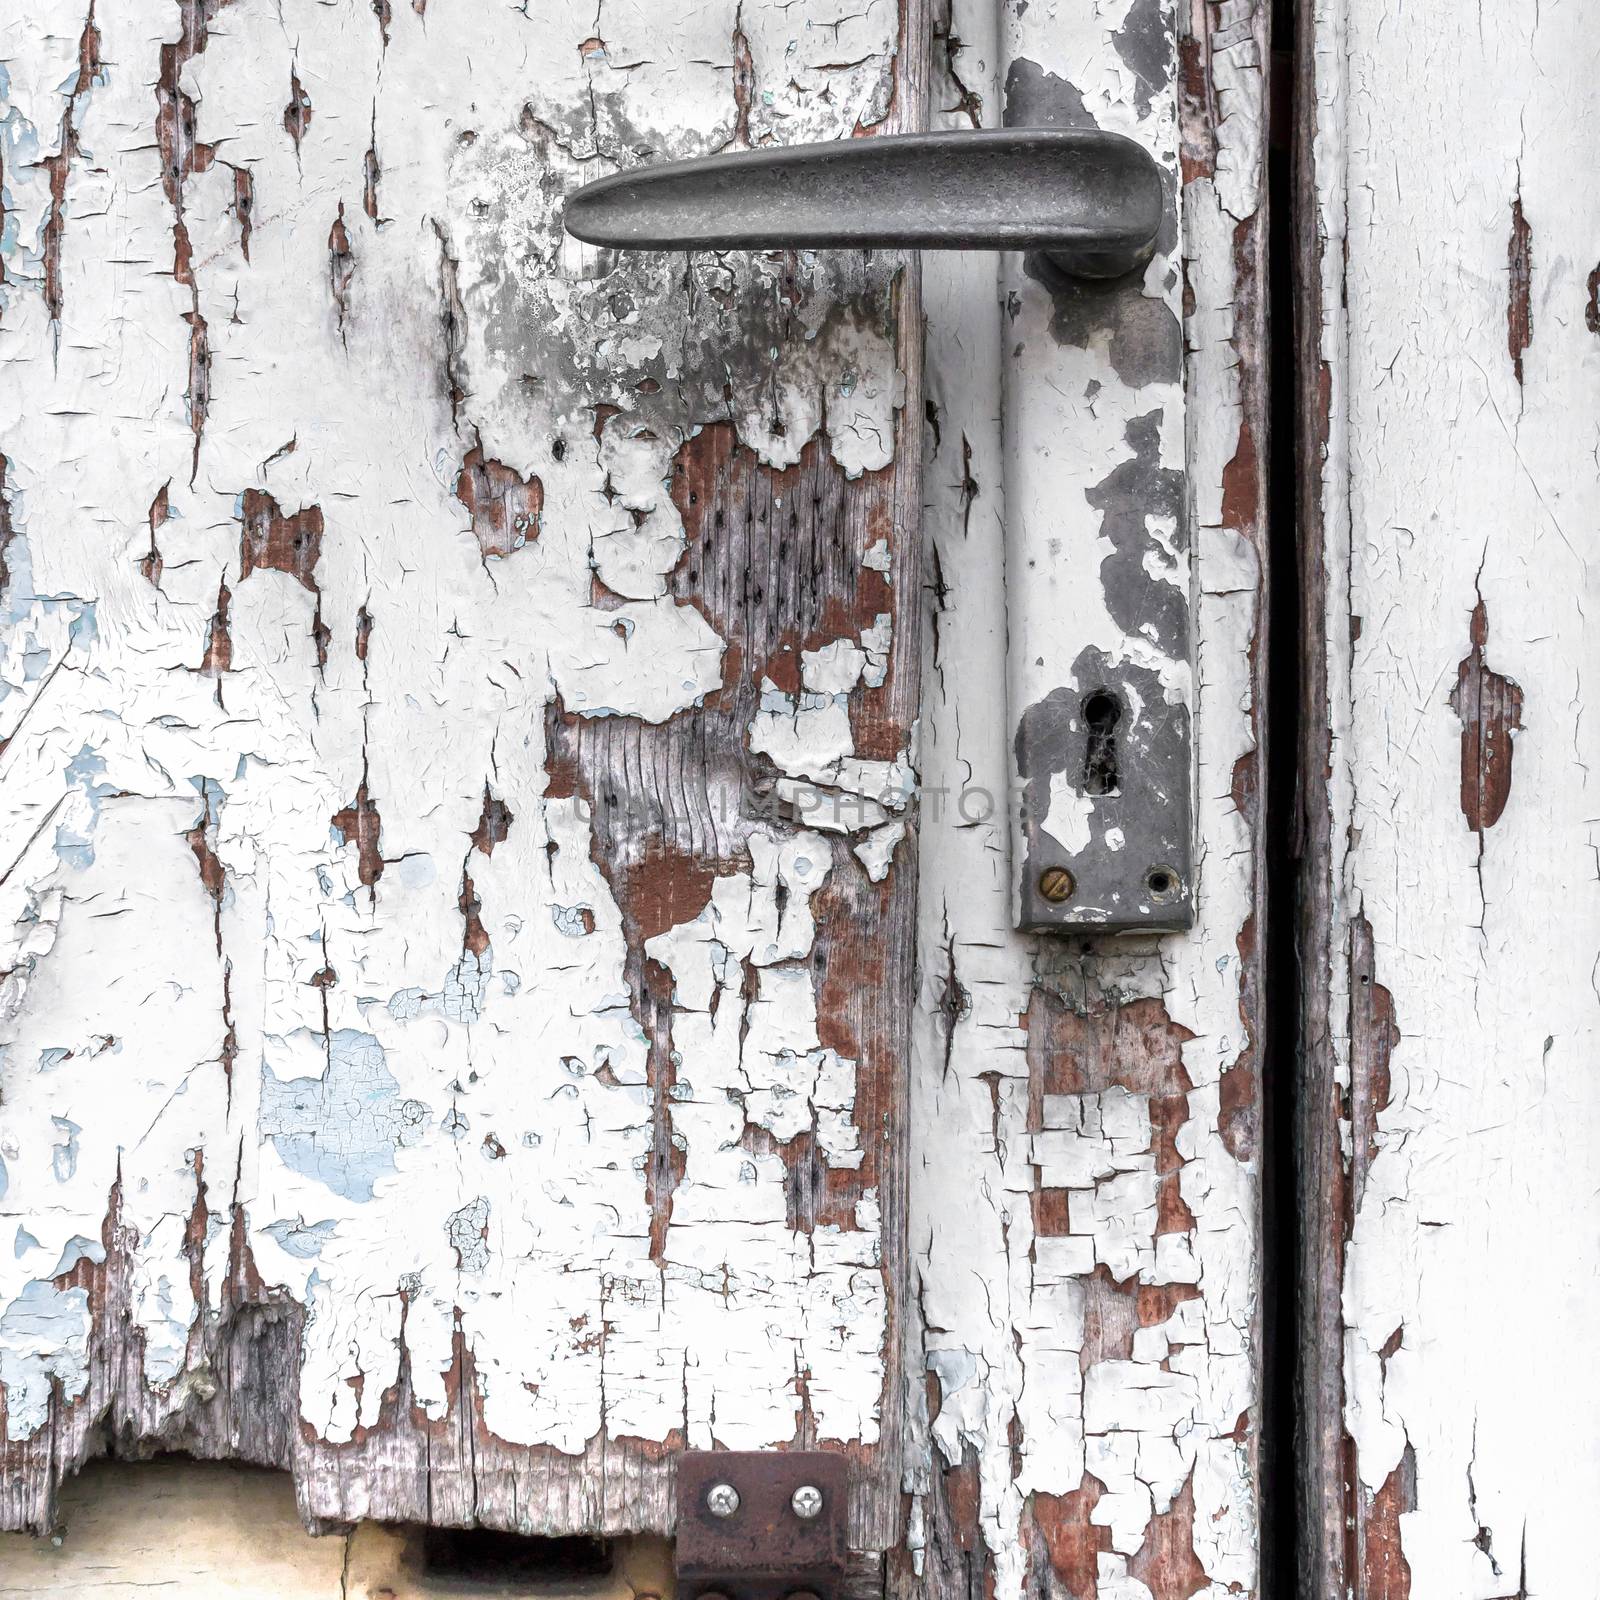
top-left (567, 126), bottom-right (1192, 936)
top-left (564, 129), bottom-right (1163, 280)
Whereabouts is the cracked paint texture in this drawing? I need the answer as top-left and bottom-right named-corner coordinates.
top-left (0, 0), bottom-right (1273, 1584)
top-left (1309, 0), bottom-right (1600, 1594)
top-left (0, 0), bottom-right (921, 1542)
top-left (902, 0), bottom-right (1266, 1596)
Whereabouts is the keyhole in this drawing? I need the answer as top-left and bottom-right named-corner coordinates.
top-left (1082, 690), bottom-right (1122, 796)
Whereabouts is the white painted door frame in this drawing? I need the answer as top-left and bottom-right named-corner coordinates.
top-left (1297, 0), bottom-right (1600, 1595)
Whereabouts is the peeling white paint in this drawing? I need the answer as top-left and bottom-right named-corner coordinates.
top-left (907, 0), bottom-right (1265, 1592)
top-left (1313, 0), bottom-right (1600, 1590)
top-left (0, 0), bottom-right (914, 1516)
top-left (1042, 775), bottom-right (1097, 857)
top-left (751, 634), bottom-right (915, 839)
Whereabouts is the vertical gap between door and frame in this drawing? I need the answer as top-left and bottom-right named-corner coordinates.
top-left (1262, 0), bottom-right (1304, 1591)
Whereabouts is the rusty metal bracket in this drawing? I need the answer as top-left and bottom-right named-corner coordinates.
top-left (675, 1451), bottom-right (847, 1600)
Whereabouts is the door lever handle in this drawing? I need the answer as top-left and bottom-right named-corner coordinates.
top-left (564, 129), bottom-right (1163, 280)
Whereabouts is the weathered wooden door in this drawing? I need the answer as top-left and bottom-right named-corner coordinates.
top-left (0, 0), bottom-right (927, 1547)
top-left (0, 0), bottom-right (1273, 1594)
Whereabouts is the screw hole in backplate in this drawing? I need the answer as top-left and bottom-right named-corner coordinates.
top-left (1144, 865), bottom-right (1181, 903)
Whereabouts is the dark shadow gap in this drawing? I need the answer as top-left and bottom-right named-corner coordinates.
top-left (419, 1526), bottom-right (615, 1582)
top-left (1261, 0), bottom-right (1303, 1593)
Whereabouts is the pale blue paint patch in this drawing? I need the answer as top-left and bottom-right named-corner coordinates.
top-left (0, 1280), bottom-right (91, 1441)
top-left (0, 462), bottom-right (98, 714)
top-left (393, 852), bottom-right (436, 890)
top-left (48, 1235), bottom-right (104, 1277)
top-left (927, 1346), bottom-right (979, 1400)
top-left (67, 602), bottom-right (97, 649)
top-left (50, 1116), bottom-right (80, 1182)
top-left (188, 773), bottom-right (226, 820)
top-left (261, 1216), bottom-right (339, 1259)
top-left (38, 1047), bottom-right (70, 1072)
top-left (0, 494), bottom-right (35, 620)
top-left (0, 67), bottom-right (46, 305)
top-left (386, 948), bottom-right (492, 1026)
top-left (13, 1226), bottom-right (35, 1258)
top-left (445, 1197), bottom-right (490, 1273)
top-left (443, 949), bottom-right (490, 1022)
top-left (258, 1030), bottom-right (428, 1202)
top-left (55, 746), bottom-right (117, 869)
top-left (54, 51), bottom-right (109, 101)
top-left (386, 986), bottom-right (428, 1021)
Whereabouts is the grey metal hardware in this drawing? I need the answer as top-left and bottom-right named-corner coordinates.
top-left (566, 128), bottom-right (1192, 937)
top-left (1012, 676), bottom-right (1194, 934)
top-left (563, 129), bottom-right (1163, 279)
top-left (676, 1451), bottom-right (847, 1600)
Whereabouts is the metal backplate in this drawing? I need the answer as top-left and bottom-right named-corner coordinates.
top-left (676, 1452), bottom-right (847, 1600)
top-left (1013, 661), bottom-right (1194, 932)
top-left (1002, 74), bottom-right (1194, 935)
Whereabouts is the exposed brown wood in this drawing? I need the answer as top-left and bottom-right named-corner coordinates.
top-left (1507, 194), bottom-right (1532, 388)
top-left (0, 0), bottom-right (930, 1552)
top-left (1449, 600), bottom-right (1523, 834)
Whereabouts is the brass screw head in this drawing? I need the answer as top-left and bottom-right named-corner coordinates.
top-left (1038, 866), bottom-right (1075, 903)
top-left (791, 1484), bottom-right (824, 1520)
top-left (706, 1483), bottom-right (741, 1518)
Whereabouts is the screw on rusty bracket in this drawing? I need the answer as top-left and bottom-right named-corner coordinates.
top-left (676, 1452), bottom-right (847, 1600)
